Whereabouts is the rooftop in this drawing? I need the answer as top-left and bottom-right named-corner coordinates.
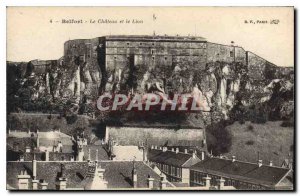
top-left (148, 148), bottom-right (200, 167)
top-left (7, 161), bottom-right (171, 190)
top-left (190, 157), bottom-right (291, 187)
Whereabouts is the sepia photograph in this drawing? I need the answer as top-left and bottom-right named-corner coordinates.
top-left (6, 6), bottom-right (295, 191)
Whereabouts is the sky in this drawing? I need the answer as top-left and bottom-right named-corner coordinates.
top-left (7, 7), bottom-right (294, 67)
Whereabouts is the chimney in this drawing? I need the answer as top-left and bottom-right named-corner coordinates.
top-left (32, 179), bottom-right (39, 190)
top-left (159, 146), bottom-right (162, 150)
top-left (33, 155), bottom-right (37, 180)
top-left (147, 175), bottom-right (154, 189)
top-left (203, 175), bottom-right (211, 188)
top-left (201, 151), bottom-right (205, 160)
top-left (45, 150), bottom-right (49, 161)
top-left (25, 146), bottom-right (31, 153)
top-left (160, 175), bottom-right (167, 190)
top-left (57, 164), bottom-right (67, 190)
top-left (88, 148), bottom-right (91, 162)
top-left (17, 170), bottom-right (31, 190)
top-left (155, 145), bottom-right (157, 149)
top-left (175, 148), bottom-right (179, 154)
top-left (171, 148), bottom-right (174, 152)
top-left (192, 151), bottom-right (196, 158)
top-left (132, 161), bottom-right (137, 188)
top-left (162, 147), bottom-right (167, 152)
top-left (40, 180), bottom-right (48, 190)
top-left (232, 156), bottom-right (236, 162)
top-left (269, 160), bottom-right (273, 166)
top-left (151, 145), bottom-right (154, 149)
top-left (19, 155), bottom-right (24, 162)
top-left (184, 149), bottom-right (188, 154)
top-left (77, 146), bottom-right (84, 161)
top-left (57, 177), bottom-right (67, 190)
top-left (36, 133), bottom-right (39, 147)
top-left (95, 149), bottom-right (99, 163)
top-left (217, 177), bottom-right (225, 190)
top-left (258, 160), bottom-right (263, 167)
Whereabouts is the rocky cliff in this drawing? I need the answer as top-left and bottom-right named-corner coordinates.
top-left (7, 55), bottom-right (294, 126)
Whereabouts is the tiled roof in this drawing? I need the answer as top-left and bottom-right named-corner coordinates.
top-left (148, 149), bottom-right (200, 167)
top-left (7, 161), bottom-right (166, 190)
top-left (7, 137), bottom-right (37, 152)
top-left (190, 157), bottom-right (291, 187)
top-left (82, 145), bottom-right (109, 161)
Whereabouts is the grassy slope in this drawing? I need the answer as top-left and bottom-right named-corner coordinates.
top-left (224, 121), bottom-right (294, 167)
top-left (7, 113), bottom-right (99, 136)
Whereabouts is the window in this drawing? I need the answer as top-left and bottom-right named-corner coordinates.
top-left (127, 42), bottom-right (130, 46)
top-left (152, 56), bottom-right (155, 61)
top-left (152, 43), bottom-right (155, 46)
top-left (114, 56), bottom-right (117, 60)
top-left (171, 166), bottom-right (175, 176)
top-left (164, 56), bottom-right (167, 60)
top-left (140, 43), bottom-right (142, 46)
top-left (151, 49), bottom-right (154, 55)
top-left (230, 51), bottom-right (234, 57)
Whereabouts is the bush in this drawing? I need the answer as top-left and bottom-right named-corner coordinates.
top-left (281, 120), bottom-right (294, 127)
top-left (206, 120), bottom-right (232, 156)
top-left (246, 125), bottom-right (254, 132)
top-left (245, 140), bottom-right (254, 145)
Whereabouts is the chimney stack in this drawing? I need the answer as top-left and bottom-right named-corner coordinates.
top-left (95, 149), bottom-right (99, 163)
top-left (162, 147), bottom-right (167, 152)
top-left (25, 146), bottom-right (31, 153)
top-left (175, 148), bottom-right (179, 154)
top-left (232, 156), bottom-right (236, 162)
top-left (171, 148), bottom-right (174, 152)
top-left (33, 155), bottom-right (37, 180)
top-left (151, 145), bottom-right (154, 149)
top-left (184, 149), bottom-right (188, 154)
top-left (132, 161), bottom-right (137, 188)
top-left (203, 175), bottom-right (211, 188)
top-left (45, 150), bottom-right (49, 161)
top-left (32, 179), bottom-right (39, 190)
top-left (201, 151), bottom-right (205, 160)
top-left (147, 175), bottom-right (154, 189)
top-left (258, 160), bottom-right (263, 167)
top-left (77, 146), bottom-right (84, 161)
top-left (40, 180), bottom-right (48, 190)
top-left (217, 177), bottom-right (225, 190)
top-left (56, 164), bottom-right (67, 190)
top-left (19, 155), bottom-right (24, 162)
top-left (192, 151), bottom-right (196, 158)
top-left (160, 175), bottom-right (167, 190)
top-left (57, 177), bottom-right (67, 190)
top-left (269, 160), bottom-right (273, 166)
top-left (17, 170), bottom-right (31, 190)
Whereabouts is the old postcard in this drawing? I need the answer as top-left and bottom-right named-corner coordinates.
top-left (6, 7), bottom-right (294, 190)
